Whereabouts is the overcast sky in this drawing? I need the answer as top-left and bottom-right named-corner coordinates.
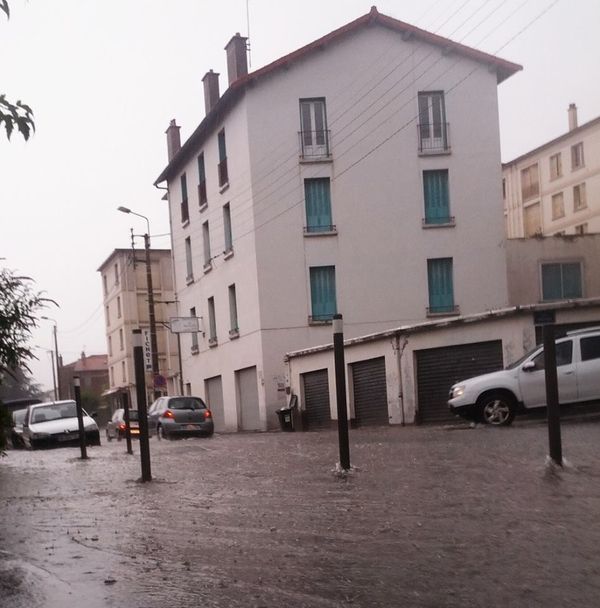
top-left (2, 0), bottom-right (599, 392)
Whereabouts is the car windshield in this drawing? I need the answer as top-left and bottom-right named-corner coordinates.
top-left (31, 402), bottom-right (79, 423)
top-left (168, 397), bottom-right (206, 410)
top-left (13, 409), bottom-right (26, 424)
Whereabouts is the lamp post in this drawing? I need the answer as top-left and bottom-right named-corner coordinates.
top-left (41, 316), bottom-right (62, 400)
top-left (117, 206), bottom-right (161, 398)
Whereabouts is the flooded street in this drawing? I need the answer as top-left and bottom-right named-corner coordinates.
top-left (2, 421), bottom-right (600, 607)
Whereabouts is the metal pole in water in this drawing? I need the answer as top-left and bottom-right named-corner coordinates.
top-left (333, 314), bottom-right (350, 471)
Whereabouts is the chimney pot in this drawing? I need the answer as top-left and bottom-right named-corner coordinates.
top-left (225, 33), bottom-right (248, 86)
top-left (568, 103), bottom-right (578, 131)
top-left (165, 119), bottom-right (181, 162)
top-left (202, 70), bottom-right (221, 115)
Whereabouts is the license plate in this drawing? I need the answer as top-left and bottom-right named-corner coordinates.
top-left (185, 424), bottom-right (199, 430)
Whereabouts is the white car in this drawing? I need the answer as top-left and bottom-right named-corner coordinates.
top-left (22, 400), bottom-right (101, 449)
top-left (448, 327), bottom-right (600, 426)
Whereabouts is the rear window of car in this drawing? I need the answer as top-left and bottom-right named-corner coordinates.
top-left (168, 397), bottom-right (206, 410)
top-left (127, 410), bottom-right (140, 421)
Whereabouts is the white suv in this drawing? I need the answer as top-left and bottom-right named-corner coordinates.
top-left (448, 327), bottom-right (600, 426)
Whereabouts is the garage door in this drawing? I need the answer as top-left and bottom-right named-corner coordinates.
top-left (352, 357), bottom-right (389, 426)
top-left (236, 366), bottom-right (261, 431)
top-left (302, 369), bottom-right (331, 430)
top-left (205, 375), bottom-right (225, 432)
top-left (416, 340), bottom-right (503, 424)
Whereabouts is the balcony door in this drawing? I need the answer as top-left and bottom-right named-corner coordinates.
top-left (300, 99), bottom-right (328, 157)
top-left (418, 92), bottom-right (447, 152)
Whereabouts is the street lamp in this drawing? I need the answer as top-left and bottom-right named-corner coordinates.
top-left (117, 206), bottom-right (161, 397)
top-left (41, 316), bottom-right (62, 400)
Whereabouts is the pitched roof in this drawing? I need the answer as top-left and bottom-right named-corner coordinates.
top-left (63, 355), bottom-right (108, 372)
top-left (155, 6), bottom-right (521, 185)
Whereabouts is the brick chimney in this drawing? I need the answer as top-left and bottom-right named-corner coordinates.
top-left (568, 103), bottom-right (578, 131)
top-left (166, 119), bottom-right (181, 161)
top-left (225, 33), bottom-right (248, 86)
top-left (202, 70), bottom-right (220, 115)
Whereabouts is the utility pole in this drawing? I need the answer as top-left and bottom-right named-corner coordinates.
top-left (144, 233), bottom-right (161, 399)
top-left (543, 324), bottom-right (563, 466)
top-left (73, 376), bottom-right (88, 460)
top-left (49, 350), bottom-right (58, 401)
top-left (333, 314), bottom-right (350, 471)
top-left (133, 329), bottom-right (152, 482)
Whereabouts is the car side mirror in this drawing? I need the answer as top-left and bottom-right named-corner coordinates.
top-left (522, 361), bottom-right (536, 372)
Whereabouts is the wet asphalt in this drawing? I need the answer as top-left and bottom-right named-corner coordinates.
top-left (1, 416), bottom-right (600, 608)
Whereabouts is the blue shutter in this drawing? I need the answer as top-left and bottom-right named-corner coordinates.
top-left (197, 154), bottom-right (206, 182)
top-left (305, 179), bottom-right (332, 232)
top-left (218, 130), bottom-right (227, 162)
top-left (562, 263), bottom-right (582, 298)
top-left (542, 264), bottom-right (562, 300)
top-left (428, 258), bottom-right (454, 313)
top-left (180, 173), bottom-right (188, 200)
top-left (423, 170), bottom-right (449, 224)
top-left (310, 266), bottom-right (337, 321)
top-left (542, 263), bottom-right (582, 300)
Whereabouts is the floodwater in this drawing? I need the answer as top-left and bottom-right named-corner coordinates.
top-left (2, 420), bottom-right (600, 607)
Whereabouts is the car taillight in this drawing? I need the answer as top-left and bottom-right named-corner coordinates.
top-left (118, 423), bottom-right (126, 430)
top-left (162, 409), bottom-right (175, 419)
top-left (204, 410), bottom-right (212, 419)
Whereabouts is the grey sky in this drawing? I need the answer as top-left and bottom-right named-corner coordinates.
top-left (1, 0), bottom-right (599, 391)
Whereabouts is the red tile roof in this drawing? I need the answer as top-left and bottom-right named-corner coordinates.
top-left (66, 355), bottom-right (108, 373)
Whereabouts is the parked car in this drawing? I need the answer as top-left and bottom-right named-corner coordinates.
top-left (22, 400), bottom-right (101, 449)
top-left (147, 396), bottom-right (214, 439)
top-left (10, 408), bottom-right (27, 449)
top-left (106, 408), bottom-right (140, 441)
top-left (448, 327), bottom-right (600, 426)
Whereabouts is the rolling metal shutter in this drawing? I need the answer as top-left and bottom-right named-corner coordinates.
top-left (416, 340), bottom-right (503, 424)
top-left (302, 369), bottom-right (331, 430)
top-left (352, 357), bottom-right (389, 426)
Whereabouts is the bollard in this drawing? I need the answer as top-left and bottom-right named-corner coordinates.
top-left (73, 376), bottom-right (88, 460)
top-left (333, 314), bottom-right (350, 471)
top-left (122, 390), bottom-right (133, 455)
top-left (543, 324), bottom-right (562, 466)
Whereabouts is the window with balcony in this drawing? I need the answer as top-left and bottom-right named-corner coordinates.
top-left (549, 153), bottom-right (562, 180)
top-left (223, 203), bottom-right (233, 255)
top-left (417, 91), bottom-right (449, 154)
top-left (121, 361), bottom-right (126, 383)
top-left (105, 305), bottom-right (110, 326)
top-left (309, 266), bottom-right (336, 323)
top-left (541, 262), bottom-right (582, 300)
top-left (571, 142), bottom-right (584, 170)
top-left (574, 183), bottom-right (587, 211)
top-left (117, 296), bottom-right (122, 318)
top-left (218, 129), bottom-right (228, 187)
top-left (203, 221), bottom-right (212, 271)
top-left (185, 237), bottom-right (194, 283)
top-left (423, 170), bottom-right (453, 225)
top-left (197, 152), bottom-right (207, 208)
top-left (190, 307), bottom-right (199, 353)
top-left (114, 263), bottom-right (119, 286)
top-left (208, 297), bottom-right (217, 345)
top-left (108, 335), bottom-right (113, 357)
top-left (551, 192), bottom-right (565, 220)
top-left (119, 328), bottom-right (124, 351)
top-left (180, 172), bottom-right (189, 223)
top-left (427, 258), bottom-right (457, 314)
top-left (103, 274), bottom-right (108, 295)
top-left (521, 164), bottom-right (539, 202)
top-left (299, 98), bottom-right (330, 159)
top-left (304, 178), bottom-right (334, 233)
top-left (228, 284), bottom-right (239, 339)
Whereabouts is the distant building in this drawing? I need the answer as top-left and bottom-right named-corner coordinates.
top-left (503, 104), bottom-right (600, 238)
top-left (97, 248), bottom-right (179, 411)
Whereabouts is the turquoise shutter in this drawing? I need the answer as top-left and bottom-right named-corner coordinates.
top-left (423, 170), bottom-right (449, 224)
top-left (428, 258), bottom-right (454, 312)
top-left (310, 266), bottom-right (336, 320)
top-left (305, 179), bottom-right (332, 232)
top-left (180, 173), bottom-right (188, 200)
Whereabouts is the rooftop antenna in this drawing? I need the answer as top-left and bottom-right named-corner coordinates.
top-left (246, 0), bottom-right (252, 68)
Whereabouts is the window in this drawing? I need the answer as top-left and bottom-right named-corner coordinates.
top-left (524, 203), bottom-right (542, 237)
top-left (110, 366), bottom-right (114, 386)
top-left (223, 203), bottom-right (233, 253)
top-left (105, 305), bottom-right (110, 326)
top-left (309, 266), bottom-right (337, 322)
top-left (103, 274), bottom-right (108, 295)
top-left (549, 153), bottom-right (562, 180)
top-left (228, 284), bottom-right (239, 337)
top-left (581, 336), bottom-right (600, 361)
top-left (541, 262), bottom-right (582, 300)
top-left (532, 340), bottom-right (573, 369)
top-left (299, 98), bottom-right (329, 158)
top-left (521, 164), bottom-right (539, 201)
top-left (117, 296), bottom-right (122, 319)
top-left (119, 328), bottom-right (124, 351)
top-left (423, 170), bottom-right (451, 224)
top-left (575, 223), bottom-right (588, 235)
top-left (208, 297), bottom-right (217, 345)
top-left (181, 173), bottom-right (189, 223)
top-left (190, 307), bottom-right (199, 352)
top-left (571, 142), bottom-right (584, 170)
top-left (573, 183), bottom-right (587, 211)
top-left (185, 237), bottom-right (194, 282)
top-left (121, 361), bottom-right (126, 383)
top-left (114, 263), bottom-right (119, 286)
top-left (108, 335), bottom-right (113, 357)
top-left (417, 91), bottom-right (449, 153)
top-left (218, 129), bottom-right (228, 186)
top-left (427, 258), bottom-right (455, 314)
top-left (197, 153), bottom-right (207, 207)
top-left (304, 178), bottom-right (333, 232)
top-left (202, 221), bottom-right (211, 269)
top-left (502, 178), bottom-right (506, 200)
top-left (551, 192), bottom-right (565, 220)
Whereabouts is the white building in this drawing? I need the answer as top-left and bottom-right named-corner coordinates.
top-left (503, 104), bottom-right (600, 238)
top-left (154, 8), bottom-right (520, 431)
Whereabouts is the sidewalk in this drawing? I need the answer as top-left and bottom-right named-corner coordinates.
top-left (1, 419), bottom-right (600, 607)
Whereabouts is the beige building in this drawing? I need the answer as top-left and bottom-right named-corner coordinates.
top-left (98, 248), bottom-right (179, 410)
top-left (503, 104), bottom-right (600, 238)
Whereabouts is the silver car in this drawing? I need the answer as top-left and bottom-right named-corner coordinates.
top-left (147, 396), bottom-right (214, 440)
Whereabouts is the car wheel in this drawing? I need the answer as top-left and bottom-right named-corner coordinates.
top-left (478, 392), bottom-right (516, 426)
top-left (158, 425), bottom-right (167, 440)
top-left (106, 430), bottom-right (113, 442)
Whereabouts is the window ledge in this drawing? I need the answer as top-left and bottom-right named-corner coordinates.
top-left (422, 218), bottom-right (455, 228)
top-left (299, 157), bottom-right (333, 165)
top-left (199, 202), bottom-right (208, 213)
top-left (308, 316), bottom-right (333, 326)
top-left (191, 345), bottom-right (199, 355)
top-left (229, 328), bottom-right (240, 340)
top-left (418, 149), bottom-right (451, 157)
top-left (182, 218), bottom-right (190, 229)
top-left (223, 248), bottom-right (234, 260)
top-left (426, 306), bottom-right (460, 318)
top-left (208, 337), bottom-right (218, 347)
top-left (219, 182), bottom-right (230, 194)
top-left (203, 262), bottom-right (213, 274)
top-left (186, 275), bottom-right (194, 285)
top-left (304, 227), bottom-right (337, 237)
top-left (574, 205), bottom-right (587, 213)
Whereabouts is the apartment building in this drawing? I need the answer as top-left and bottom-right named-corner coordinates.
top-left (503, 104), bottom-right (600, 238)
top-left (155, 8), bottom-right (520, 431)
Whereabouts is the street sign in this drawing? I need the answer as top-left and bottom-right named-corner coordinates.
top-left (170, 316), bottom-right (200, 333)
top-left (142, 329), bottom-right (153, 371)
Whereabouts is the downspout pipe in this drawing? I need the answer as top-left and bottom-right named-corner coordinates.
top-left (394, 334), bottom-right (407, 426)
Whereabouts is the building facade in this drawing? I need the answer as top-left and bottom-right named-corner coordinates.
top-left (503, 105), bottom-right (600, 238)
top-left (155, 8), bottom-right (520, 431)
top-left (98, 248), bottom-right (179, 411)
